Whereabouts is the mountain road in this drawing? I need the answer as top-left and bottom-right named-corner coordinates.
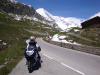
top-left (9, 39), bottom-right (100, 75)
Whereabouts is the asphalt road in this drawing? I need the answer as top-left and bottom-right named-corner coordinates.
top-left (9, 39), bottom-right (100, 75)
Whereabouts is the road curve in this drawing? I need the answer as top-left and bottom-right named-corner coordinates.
top-left (9, 55), bottom-right (80, 75)
top-left (9, 39), bottom-right (100, 75)
top-left (37, 39), bottom-right (100, 75)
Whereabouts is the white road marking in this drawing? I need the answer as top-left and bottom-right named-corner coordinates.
top-left (42, 53), bottom-right (85, 75)
top-left (61, 62), bottom-right (85, 75)
top-left (43, 54), bottom-right (53, 60)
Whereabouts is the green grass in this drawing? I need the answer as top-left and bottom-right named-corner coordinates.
top-left (0, 13), bottom-right (32, 75)
top-left (0, 12), bottom-right (59, 75)
top-left (65, 28), bottom-right (100, 47)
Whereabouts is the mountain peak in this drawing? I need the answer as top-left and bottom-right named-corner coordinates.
top-left (37, 8), bottom-right (45, 11)
top-left (28, 5), bottom-right (32, 8)
top-left (10, 0), bottom-right (17, 3)
top-left (36, 8), bottom-right (82, 30)
top-left (36, 8), bottom-right (54, 21)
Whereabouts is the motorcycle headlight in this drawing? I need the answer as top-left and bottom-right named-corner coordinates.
top-left (26, 50), bottom-right (34, 56)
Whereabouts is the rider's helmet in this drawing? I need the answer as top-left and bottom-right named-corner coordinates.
top-left (30, 36), bottom-right (36, 41)
top-left (29, 36), bottom-right (36, 46)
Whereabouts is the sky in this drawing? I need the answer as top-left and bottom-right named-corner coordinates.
top-left (17, 0), bottom-right (100, 19)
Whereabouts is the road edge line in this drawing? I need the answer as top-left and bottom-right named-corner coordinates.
top-left (61, 62), bottom-right (85, 75)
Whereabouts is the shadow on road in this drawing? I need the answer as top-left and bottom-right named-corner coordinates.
top-left (29, 61), bottom-right (43, 73)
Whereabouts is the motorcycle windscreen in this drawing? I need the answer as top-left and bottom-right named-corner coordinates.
top-left (26, 50), bottom-right (34, 56)
top-left (26, 45), bottom-right (37, 56)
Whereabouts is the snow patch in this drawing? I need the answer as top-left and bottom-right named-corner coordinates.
top-left (74, 29), bottom-right (80, 32)
top-left (22, 3), bottom-right (26, 5)
top-left (2, 42), bottom-right (7, 46)
top-left (36, 8), bottom-right (54, 21)
top-left (51, 34), bottom-right (68, 43)
top-left (51, 34), bottom-right (81, 45)
top-left (36, 8), bottom-right (83, 31)
top-left (28, 5), bottom-right (32, 8)
top-left (83, 12), bottom-right (100, 22)
top-left (90, 12), bottom-right (100, 18)
top-left (10, 0), bottom-right (18, 3)
top-left (14, 15), bottom-right (22, 20)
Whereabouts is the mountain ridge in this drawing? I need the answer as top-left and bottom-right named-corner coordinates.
top-left (36, 8), bottom-right (83, 30)
top-left (0, 0), bottom-right (47, 22)
top-left (0, 0), bottom-right (100, 31)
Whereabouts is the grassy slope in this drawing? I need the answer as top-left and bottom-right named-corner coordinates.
top-left (56, 27), bottom-right (100, 47)
top-left (0, 12), bottom-right (59, 75)
top-left (65, 28), bottom-right (100, 47)
top-left (0, 13), bottom-right (58, 75)
top-left (80, 28), bottom-right (100, 47)
top-left (0, 13), bottom-right (33, 75)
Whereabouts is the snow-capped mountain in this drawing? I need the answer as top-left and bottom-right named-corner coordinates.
top-left (10, 0), bottom-right (18, 3)
top-left (90, 12), bottom-right (100, 18)
top-left (36, 8), bottom-right (83, 30)
top-left (36, 8), bottom-right (54, 21)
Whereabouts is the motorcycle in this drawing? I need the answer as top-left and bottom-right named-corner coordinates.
top-left (25, 45), bottom-right (41, 73)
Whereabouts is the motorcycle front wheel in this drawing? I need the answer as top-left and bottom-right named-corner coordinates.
top-left (28, 61), bottom-right (33, 73)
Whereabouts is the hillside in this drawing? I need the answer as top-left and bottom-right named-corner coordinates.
top-left (0, 0), bottom-right (35, 16)
top-left (0, 0), bottom-right (47, 22)
top-left (0, 10), bottom-right (59, 75)
top-left (63, 27), bottom-right (100, 47)
top-left (0, 12), bottom-right (33, 75)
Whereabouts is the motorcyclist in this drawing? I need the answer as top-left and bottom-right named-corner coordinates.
top-left (25, 36), bottom-right (41, 64)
